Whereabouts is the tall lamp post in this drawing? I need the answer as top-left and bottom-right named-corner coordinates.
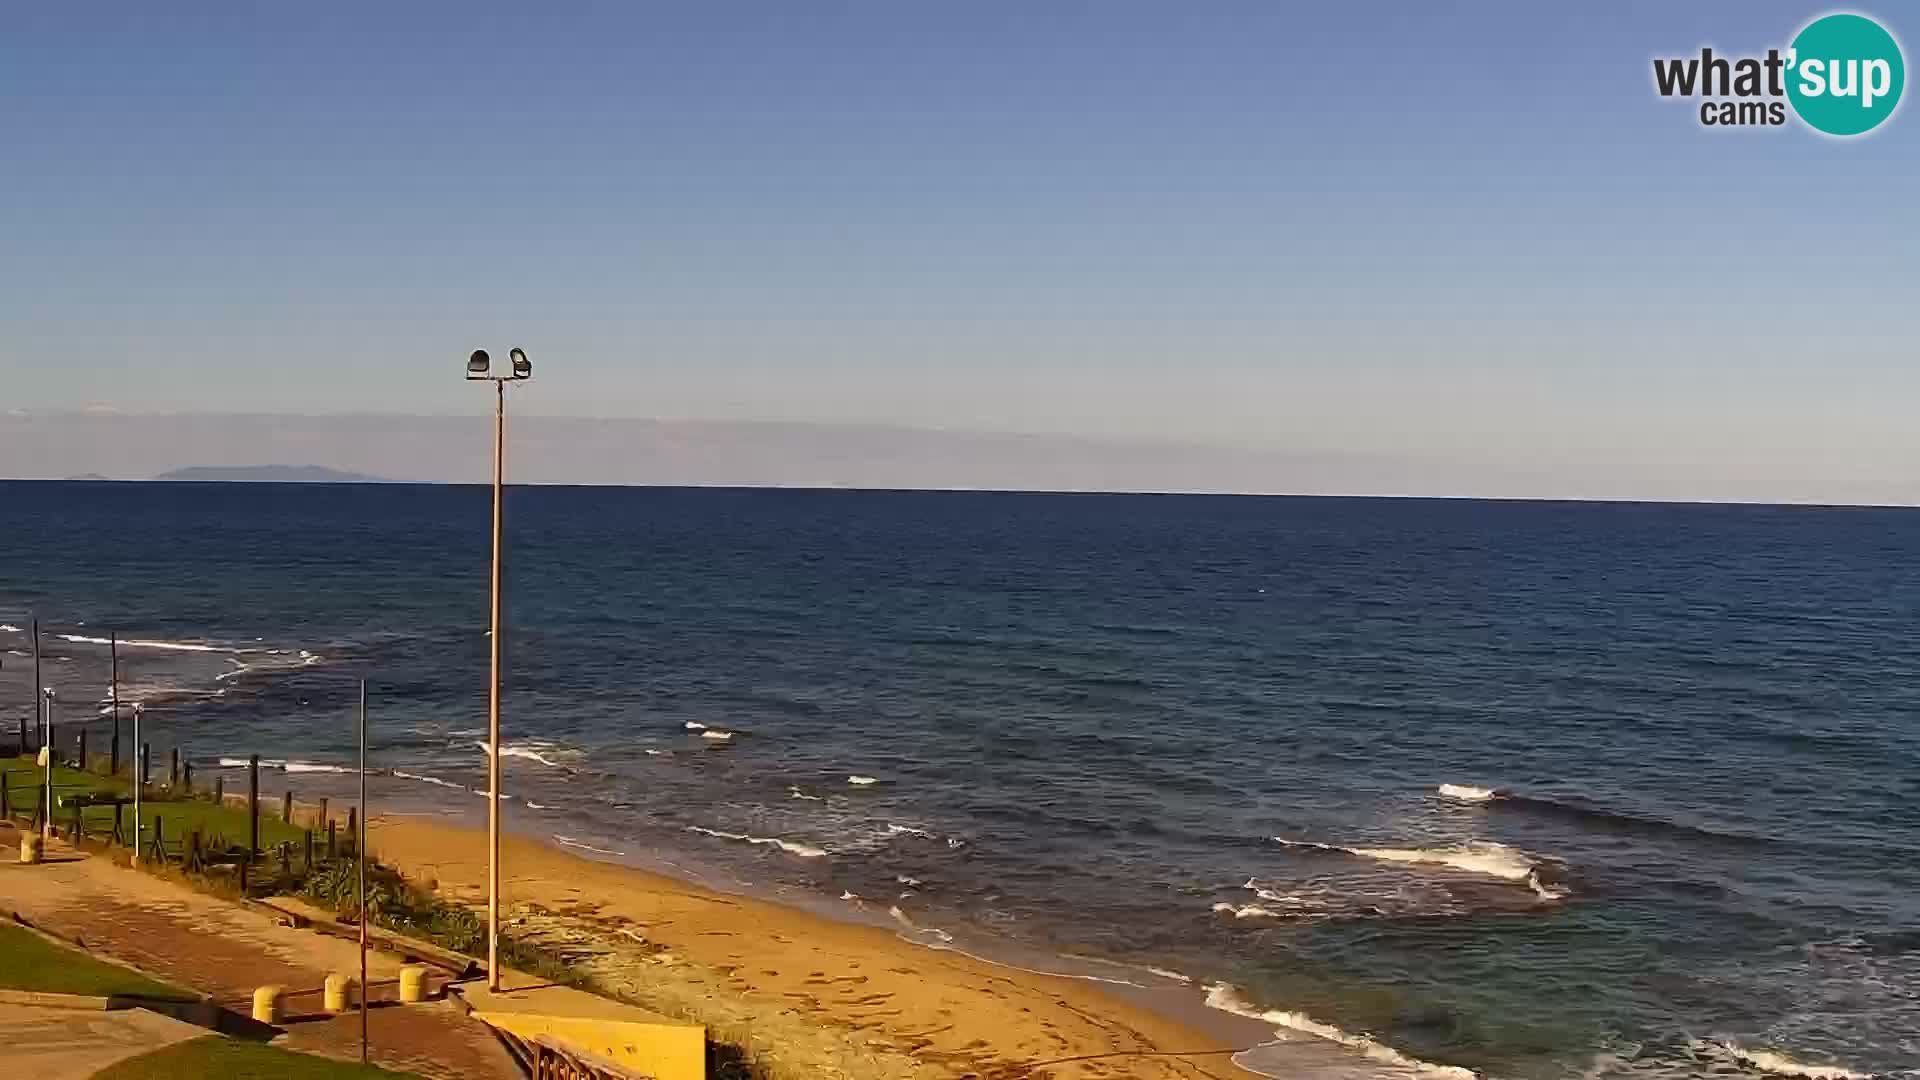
top-left (467, 346), bottom-right (532, 990)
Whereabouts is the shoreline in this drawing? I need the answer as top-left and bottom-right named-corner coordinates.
top-left (364, 814), bottom-right (1274, 1080)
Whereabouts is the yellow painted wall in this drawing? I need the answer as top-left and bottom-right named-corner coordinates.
top-left (473, 1010), bottom-right (706, 1080)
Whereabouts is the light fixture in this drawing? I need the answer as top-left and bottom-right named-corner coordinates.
top-left (510, 348), bottom-right (531, 379)
top-left (467, 350), bottom-right (491, 378)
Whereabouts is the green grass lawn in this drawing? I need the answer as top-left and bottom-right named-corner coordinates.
top-left (0, 921), bottom-right (195, 1001)
top-left (1, 756), bottom-right (311, 852)
top-left (90, 1036), bottom-right (423, 1079)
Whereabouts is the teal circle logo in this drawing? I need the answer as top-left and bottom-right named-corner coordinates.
top-left (1787, 13), bottom-right (1905, 136)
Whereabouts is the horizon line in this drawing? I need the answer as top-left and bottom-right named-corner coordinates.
top-left (2, 476), bottom-right (1914, 512)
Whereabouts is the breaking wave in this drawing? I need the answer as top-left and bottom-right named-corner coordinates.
top-left (216, 757), bottom-right (351, 774)
top-left (1272, 838), bottom-right (1568, 902)
top-left (553, 835), bottom-right (626, 858)
top-left (1212, 902), bottom-right (1282, 919)
top-left (848, 775), bottom-right (879, 786)
top-left (392, 770), bottom-right (468, 791)
top-left (686, 825), bottom-right (828, 858)
top-left (1205, 983), bottom-right (1477, 1079)
top-left (1433, 783), bottom-right (1779, 850)
top-left (57, 633), bottom-right (226, 653)
top-left (1707, 1041), bottom-right (1870, 1080)
top-left (472, 740), bottom-right (566, 767)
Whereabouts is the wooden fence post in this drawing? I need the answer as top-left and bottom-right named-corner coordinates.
top-left (182, 760), bottom-right (193, 794)
top-left (327, 818), bottom-right (337, 860)
top-left (78, 730), bottom-right (88, 774)
top-left (215, 776), bottom-right (224, 805)
top-left (318, 797), bottom-right (329, 831)
top-left (169, 748), bottom-right (179, 789)
top-left (283, 790), bottom-right (293, 822)
top-left (141, 743), bottom-right (151, 791)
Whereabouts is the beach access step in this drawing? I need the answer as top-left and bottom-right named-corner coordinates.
top-left (454, 984), bottom-right (704, 1080)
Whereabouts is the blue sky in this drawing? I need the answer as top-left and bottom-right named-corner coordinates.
top-left (2, 3), bottom-right (1915, 493)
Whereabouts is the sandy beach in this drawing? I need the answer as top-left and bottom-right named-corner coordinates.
top-left (365, 817), bottom-right (1261, 1080)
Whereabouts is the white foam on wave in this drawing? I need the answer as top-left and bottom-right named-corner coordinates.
top-left (57, 633), bottom-right (225, 653)
top-left (218, 650), bottom-right (325, 677)
top-left (788, 787), bottom-right (824, 801)
top-left (848, 775), bottom-right (879, 786)
top-left (1239, 879), bottom-right (1321, 912)
top-left (887, 905), bottom-right (956, 944)
top-left (1146, 966), bottom-right (1193, 984)
top-left (1275, 837), bottom-right (1547, 886)
top-left (1212, 902), bottom-right (1281, 919)
top-left (524, 800), bottom-right (550, 810)
top-left (684, 721), bottom-right (707, 731)
top-left (553, 835), bottom-right (626, 858)
top-left (0, 624), bottom-right (21, 633)
top-left (686, 825), bottom-right (828, 858)
top-left (1205, 983), bottom-right (1477, 1079)
top-left (392, 770), bottom-right (467, 791)
top-left (1437, 783), bottom-right (1498, 803)
top-left (216, 757), bottom-right (351, 774)
top-left (1708, 1042), bottom-right (1870, 1080)
top-left (701, 730), bottom-right (734, 742)
top-left (886, 824), bottom-right (936, 839)
top-left (472, 740), bottom-right (565, 767)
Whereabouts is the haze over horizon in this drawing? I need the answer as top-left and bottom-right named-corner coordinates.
top-left (8, 408), bottom-right (1920, 506)
top-left (3, 2), bottom-right (1915, 503)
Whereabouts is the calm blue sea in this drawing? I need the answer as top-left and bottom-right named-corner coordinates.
top-left (3, 482), bottom-right (1916, 1079)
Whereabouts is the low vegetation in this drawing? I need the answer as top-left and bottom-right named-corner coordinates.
top-left (0, 921), bottom-right (193, 1002)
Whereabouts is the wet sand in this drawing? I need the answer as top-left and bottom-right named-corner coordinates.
top-left (366, 816), bottom-right (1262, 1080)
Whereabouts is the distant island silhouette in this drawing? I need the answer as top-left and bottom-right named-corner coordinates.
top-left (153, 464), bottom-right (391, 483)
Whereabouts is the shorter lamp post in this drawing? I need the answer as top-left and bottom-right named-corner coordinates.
top-left (41, 688), bottom-right (55, 839)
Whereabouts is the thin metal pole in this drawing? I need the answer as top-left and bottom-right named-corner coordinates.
top-left (30, 616), bottom-right (40, 754)
top-left (131, 705), bottom-right (143, 860)
top-left (42, 689), bottom-right (54, 839)
top-left (488, 378), bottom-right (505, 990)
top-left (31, 618), bottom-right (46, 838)
top-left (358, 678), bottom-right (369, 1063)
top-left (109, 632), bottom-right (120, 777)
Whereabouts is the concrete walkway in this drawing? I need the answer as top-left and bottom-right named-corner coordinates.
top-left (0, 1001), bottom-right (206, 1080)
top-left (0, 820), bottom-right (520, 1079)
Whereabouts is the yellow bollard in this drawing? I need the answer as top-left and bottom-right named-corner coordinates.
top-left (398, 964), bottom-right (427, 1004)
top-left (18, 832), bottom-right (42, 864)
top-left (323, 972), bottom-right (356, 1013)
top-left (251, 985), bottom-right (284, 1024)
